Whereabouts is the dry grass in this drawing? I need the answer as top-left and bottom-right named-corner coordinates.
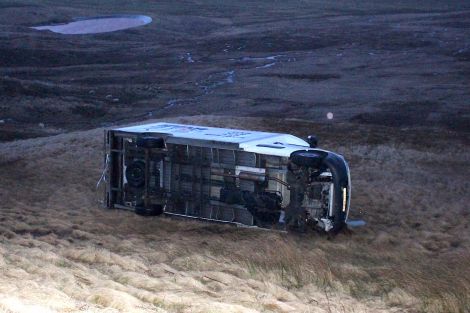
top-left (0, 115), bottom-right (469, 313)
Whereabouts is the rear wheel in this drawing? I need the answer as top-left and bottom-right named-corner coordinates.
top-left (135, 204), bottom-right (164, 216)
top-left (125, 161), bottom-right (146, 188)
top-left (136, 136), bottom-right (165, 149)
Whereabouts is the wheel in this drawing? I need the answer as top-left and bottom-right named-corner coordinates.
top-left (331, 218), bottom-right (346, 233)
top-left (290, 150), bottom-right (326, 168)
top-left (135, 204), bottom-right (164, 216)
top-left (136, 136), bottom-right (165, 149)
top-left (152, 204), bottom-right (164, 215)
top-left (125, 160), bottom-right (146, 187)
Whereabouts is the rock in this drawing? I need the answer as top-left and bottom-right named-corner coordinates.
top-left (38, 123), bottom-right (45, 128)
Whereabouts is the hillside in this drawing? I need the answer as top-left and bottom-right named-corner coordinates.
top-left (0, 116), bottom-right (468, 312)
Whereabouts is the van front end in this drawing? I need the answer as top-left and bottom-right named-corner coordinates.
top-left (287, 149), bottom-right (351, 233)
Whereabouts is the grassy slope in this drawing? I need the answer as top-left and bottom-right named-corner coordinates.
top-left (0, 116), bottom-right (468, 312)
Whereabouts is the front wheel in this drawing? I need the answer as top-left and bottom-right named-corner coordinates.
top-left (290, 150), bottom-right (326, 168)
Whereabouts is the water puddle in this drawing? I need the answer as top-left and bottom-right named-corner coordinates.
top-left (31, 15), bottom-right (152, 35)
top-left (200, 70), bottom-right (235, 95)
top-left (179, 52), bottom-right (195, 63)
top-left (256, 62), bottom-right (276, 69)
top-left (163, 70), bottom-right (235, 110)
top-left (238, 55), bottom-right (283, 62)
top-left (231, 54), bottom-right (299, 70)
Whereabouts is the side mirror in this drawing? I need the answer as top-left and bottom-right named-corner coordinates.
top-left (307, 135), bottom-right (318, 148)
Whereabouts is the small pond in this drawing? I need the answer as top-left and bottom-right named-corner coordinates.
top-left (32, 15), bottom-right (152, 34)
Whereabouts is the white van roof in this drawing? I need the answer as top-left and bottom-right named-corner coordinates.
top-left (114, 122), bottom-right (310, 157)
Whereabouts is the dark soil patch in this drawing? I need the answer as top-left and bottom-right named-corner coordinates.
top-left (439, 21), bottom-right (470, 28)
top-left (350, 101), bottom-right (470, 132)
top-left (252, 98), bottom-right (306, 107)
top-left (350, 101), bottom-right (439, 127)
top-left (259, 73), bottom-right (340, 82)
top-left (70, 104), bottom-right (107, 118)
top-left (0, 125), bottom-right (53, 141)
top-left (197, 33), bottom-right (339, 55)
top-left (0, 2), bottom-right (38, 9)
top-left (453, 48), bottom-right (470, 61)
top-left (0, 48), bottom-right (129, 68)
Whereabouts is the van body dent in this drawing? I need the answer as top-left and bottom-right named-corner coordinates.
top-left (104, 122), bottom-right (351, 232)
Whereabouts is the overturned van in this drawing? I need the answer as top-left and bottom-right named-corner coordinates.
top-left (104, 123), bottom-right (351, 233)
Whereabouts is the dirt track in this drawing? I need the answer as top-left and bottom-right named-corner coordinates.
top-left (0, 0), bottom-right (469, 312)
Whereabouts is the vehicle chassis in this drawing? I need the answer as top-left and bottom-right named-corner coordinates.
top-left (104, 123), bottom-right (351, 232)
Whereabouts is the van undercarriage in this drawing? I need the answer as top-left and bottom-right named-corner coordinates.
top-left (105, 123), bottom-right (351, 233)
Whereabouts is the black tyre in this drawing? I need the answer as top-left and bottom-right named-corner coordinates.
top-left (321, 152), bottom-right (349, 234)
top-left (290, 150), bottom-right (326, 168)
top-left (331, 218), bottom-right (346, 234)
top-left (136, 136), bottom-right (165, 149)
top-left (135, 204), bottom-right (164, 216)
top-left (125, 160), bottom-right (146, 188)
